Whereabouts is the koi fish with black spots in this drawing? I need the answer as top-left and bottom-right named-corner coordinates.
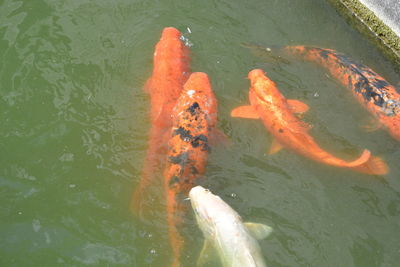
top-left (245, 43), bottom-right (400, 141)
top-left (231, 69), bottom-right (388, 175)
top-left (283, 46), bottom-right (400, 141)
top-left (164, 72), bottom-right (225, 267)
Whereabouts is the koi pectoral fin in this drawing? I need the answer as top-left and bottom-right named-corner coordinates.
top-left (210, 128), bottom-right (231, 147)
top-left (269, 138), bottom-right (284, 154)
top-left (287, 99), bottom-right (309, 114)
top-left (361, 118), bottom-right (383, 132)
top-left (231, 105), bottom-right (259, 119)
top-left (197, 240), bottom-right (217, 266)
top-left (244, 222), bottom-right (273, 240)
top-left (143, 78), bottom-right (152, 93)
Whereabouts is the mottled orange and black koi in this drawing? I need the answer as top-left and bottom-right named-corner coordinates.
top-left (164, 72), bottom-right (221, 267)
top-left (284, 46), bottom-right (400, 141)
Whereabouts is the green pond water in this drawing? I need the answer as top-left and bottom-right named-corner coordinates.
top-left (1, 0), bottom-right (400, 266)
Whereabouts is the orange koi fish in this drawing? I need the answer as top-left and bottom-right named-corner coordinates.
top-left (231, 69), bottom-right (388, 175)
top-left (131, 27), bottom-right (190, 214)
top-left (164, 72), bottom-right (219, 266)
top-left (283, 46), bottom-right (400, 141)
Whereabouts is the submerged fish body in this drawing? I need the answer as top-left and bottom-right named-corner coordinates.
top-left (284, 46), bottom-right (400, 141)
top-left (147, 27), bottom-right (191, 127)
top-left (131, 27), bottom-right (190, 215)
top-left (165, 72), bottom-right (219, 267)
top-left (231, 69), bottom-right (388, 175)
top-left (189, 186), bottom-right (271, 267)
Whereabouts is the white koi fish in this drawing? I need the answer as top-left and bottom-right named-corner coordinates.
top-left (189, 186), bottom-right (272, 267)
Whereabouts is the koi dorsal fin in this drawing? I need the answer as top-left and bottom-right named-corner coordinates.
top-left (231, 105), bottom-right (260, 119)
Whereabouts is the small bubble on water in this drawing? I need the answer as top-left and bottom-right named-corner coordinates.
top-left (150, 249), bottom-right (156, 254)
top-left (180, 35), bottom-right (193, 47)
top-left (69, 184), bottom-right (76, 188)
top-left (231, 193), bottom-right (237, 198)
top-left (18, 211), bottom-right (22, 215)
top-left (148, 233), bottom-right (153, 238)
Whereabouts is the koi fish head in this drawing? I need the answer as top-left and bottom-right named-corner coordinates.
top-left (148, 27), bottom-right (190, 125)
top-left (154, 26), bottom-right (190, 79)
top-left (189, 186), bottom-right (234, 237)
top-left (173, 72), bottom-right (218, 126)
top-left (160, 27), bottom-right (181, 40)
top-left (248, 69), bottom-right (280, 107)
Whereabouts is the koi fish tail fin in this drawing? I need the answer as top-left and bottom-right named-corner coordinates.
top-left (166, 190), bottom-right (185, 267)
top-left (130, 161), bottom-right (163, 216)
top-left (130, 184), bottom-right (144, 215)
top-left (130, 176), bottom-right (150, 216)
top-left (351, 155), bottom-right (389, 176)
top-left (130, 175), bottom-right (166, 219)
top-left (345, 149), bottom-right (371, 167)
top-left (130, 131), bottom-right (170, 216)
top-left (171, 259), bottom-right (180, 267)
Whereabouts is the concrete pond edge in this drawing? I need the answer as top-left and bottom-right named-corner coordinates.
top-left (327, 0), bottom-right (400, 72)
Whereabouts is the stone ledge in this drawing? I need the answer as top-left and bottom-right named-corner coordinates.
top-left (327, 0), bottom-right (400, 71)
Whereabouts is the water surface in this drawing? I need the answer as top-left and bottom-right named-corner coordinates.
top-left (1, 0), bottom-right (400, 266)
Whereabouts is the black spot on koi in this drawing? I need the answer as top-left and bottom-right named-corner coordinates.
top-left (201, 143), bottom-right (211, 152)
top-left (318, 49), bottom-right (331, 59)
top-left (354, 78), bottom-right (387, 107)
top-left (174, 127), bottom-right (192, 141)
top-left (169, 176), bottom-right (180, 187)
top-left (372, 79), bottom-right (389, 90)
top-left (190, 166), bottom-right (199, 175)
top-left (191, 134), bottom-right (208, 148)
top-left (168, 152), bottom-right (189, 166)
top-left (188, 102), bottom-right (200, 116)
top-left (348, 75), bottom-right (353, 88)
